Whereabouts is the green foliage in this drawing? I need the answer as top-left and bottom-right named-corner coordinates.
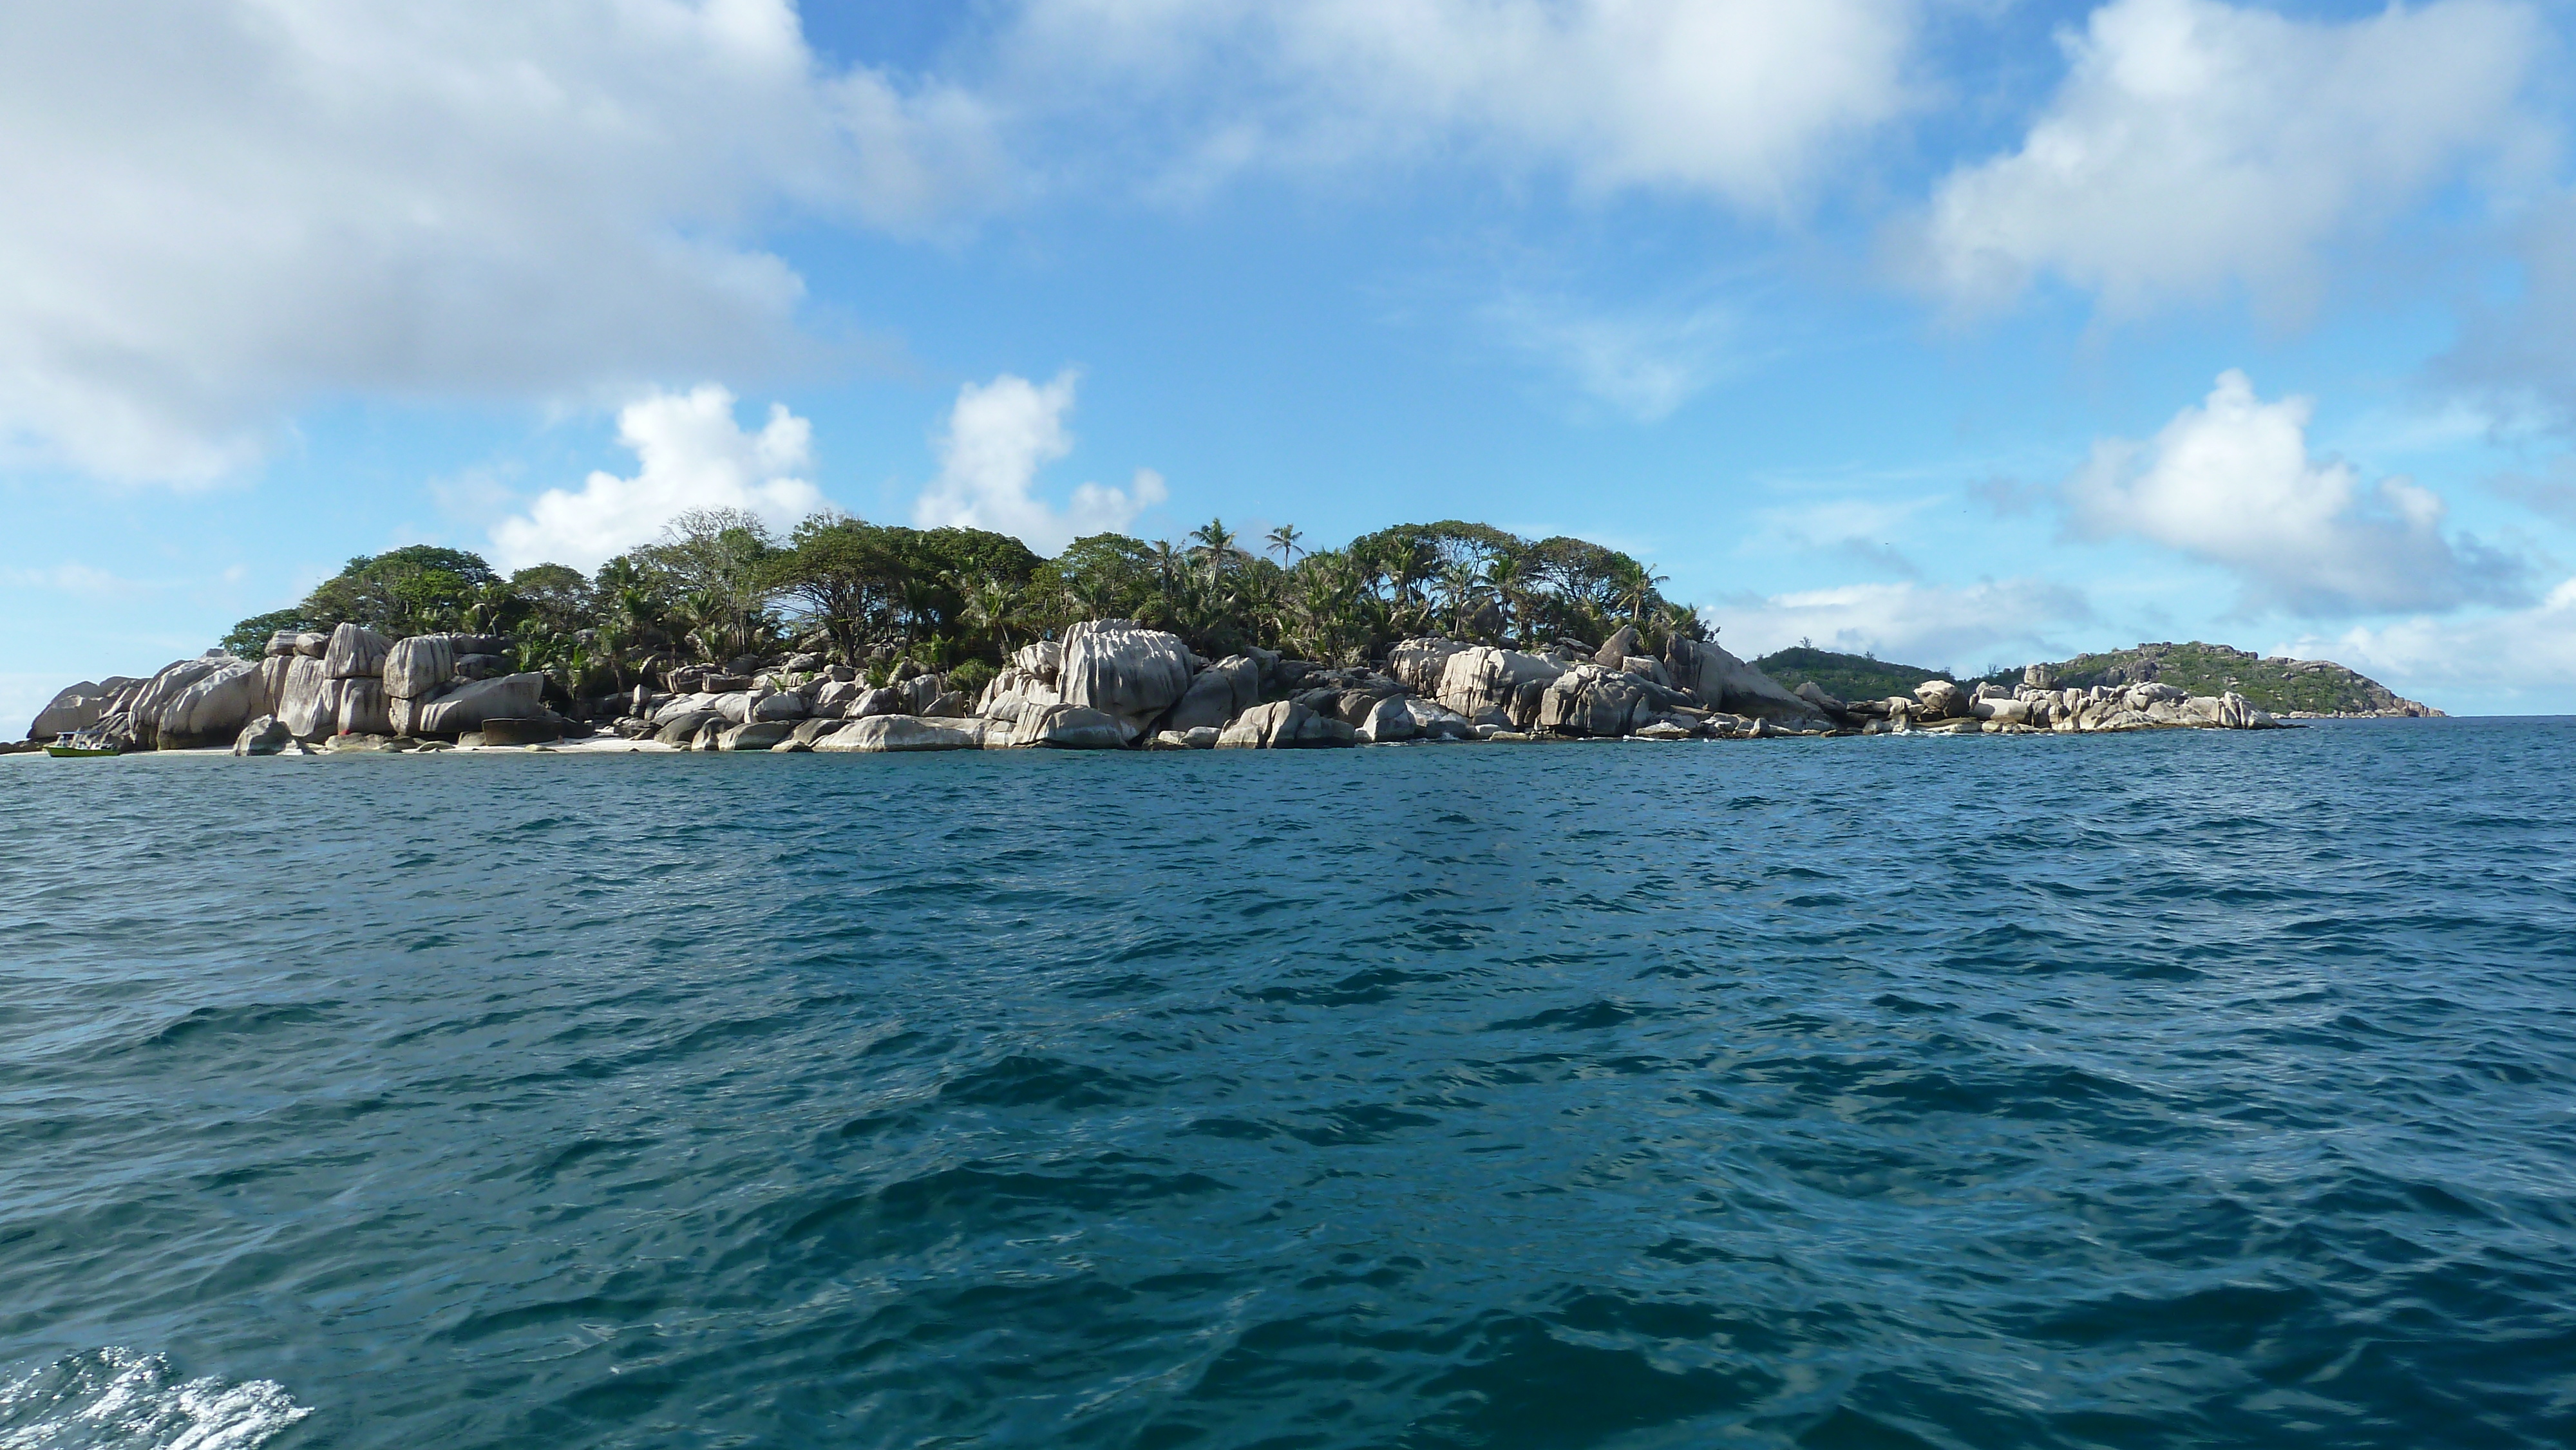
top-left (220, 511), bottom-right (1700, 701)
top-left (1754, 646), bottom-right (1952, 702)
top-left (220, 608), bottom-right (311, 658)
top-left (945, 658), bottom-right (997, 699)
top-left (301, 544), bottom-right (503, 637)
top-left (2027, 642), bottom-right (2424, 715)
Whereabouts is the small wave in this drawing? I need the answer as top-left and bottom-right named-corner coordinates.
top-left (0, 1348), bottom-right (310, 1450)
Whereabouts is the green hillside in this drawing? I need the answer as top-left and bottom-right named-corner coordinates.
top-left (1984, 642), bottom-right (2438, 717)
top-left (1753, 646), bottom-right (1952, 703)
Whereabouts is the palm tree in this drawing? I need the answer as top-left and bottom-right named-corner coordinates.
top-left (1189, 518), bottom-right (1240, 586)
top-left (1612, 560), bottom-right (1670, 625)
top-left (962, 579), bottom-right (1021, 652)
top-left (1481, 552), bottom-right (1528, 646)
top-left (1265, 524), bottom-right (1303, 567)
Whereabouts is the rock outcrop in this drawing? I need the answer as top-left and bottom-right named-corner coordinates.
top-left (1663, 637), bottom-right (1822, 724)
top-left (1059, 620), bottom-right (1195, 740)
top-left (413, 673), bottom-right (546, 737)
top-left (1432, 645), bottom-right (1562, 727)
top-left (1217, 700), bottom-right (1357, 748)
top-left (816, 715), bottom-right (985, 752)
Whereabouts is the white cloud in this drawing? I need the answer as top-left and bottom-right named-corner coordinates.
top-left (489, 385), bottom-right (827, 572)
top-left (2281, 577), bottom-right (2576, 710)
top-left (1913, 0), bottom-right (2546, 315)
top-left (1481, 294), bottom-right (1733, 420)
top-left (910, 372), bottom-right (1168, 554)
top-left (1710, 576), bottom-right (2094, 674)
top-left (1747, 496), bottom-right (1941, 578)
top-left (0, 0), bottom-right (1003, 484)
top-left (0, 563), bottom-right (138, 599)
top-left (1003, 0), bottom-right (1917, 209)
top-left (2067, 370), bottom-right (2521, 614)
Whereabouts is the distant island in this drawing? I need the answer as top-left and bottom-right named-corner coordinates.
top-left (1756, 641), bottom-right (2441, 720)
top-left (12, 514), bottom-right (2434, 756)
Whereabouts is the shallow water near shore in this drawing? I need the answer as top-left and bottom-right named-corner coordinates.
top-left (3, 720), bottom-right (2573, 1449)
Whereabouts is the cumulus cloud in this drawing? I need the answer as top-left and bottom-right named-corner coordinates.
top-left (489, 386), bottom-right (827, 572)
top-left (0, 0), bottom-right (1003, 483)
top-left (2067, 370), bottom-right (2523, 614)
top-left (911, 372), bottom-right (1168, 554)
top-left (1710, 577), bottom-right (2094, 674)
top-left (1912, 0), bottom-right (2546, 316)
top-left (2282, 577), bottom-right (2576, 708)
top-left (1003, 0), bottom-right (1917, 208)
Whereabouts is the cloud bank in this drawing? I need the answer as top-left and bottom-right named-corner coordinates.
top-left (0, 0), bottom-right (1001, 483)
top-left (2067, 370), bottom-right (2521, 615)
top-left (911, 372), bottom-right (1167, 554)
top-left (1915, 0), bottom-right (2544, 315)
top-left (490, 386), bottom-right (827, 572)
top-left (1710, 577), bottom-right (2094, 675)
top-left (1003, 0), bottom-right (1917, 207)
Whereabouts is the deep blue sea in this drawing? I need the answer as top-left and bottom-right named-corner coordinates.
top-left (3, 720), bottom-right (2573, 1449)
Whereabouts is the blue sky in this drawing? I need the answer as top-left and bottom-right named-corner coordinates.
top-left (6, 0), bottom-right (2576, 721)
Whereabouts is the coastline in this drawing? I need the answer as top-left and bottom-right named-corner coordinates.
top-left (19, 619), bottom-right (2324, 759)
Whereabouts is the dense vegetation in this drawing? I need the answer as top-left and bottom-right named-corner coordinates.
top-left (225, 513), bottom-right (1700, 704)
top-left (2023, 642), bottom-right (2429, 715)
top-left (1752, 646), bottom-right (1953, 702)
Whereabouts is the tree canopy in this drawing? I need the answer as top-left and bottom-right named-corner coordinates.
top-left (223, 513), bottom-right (1694, 695)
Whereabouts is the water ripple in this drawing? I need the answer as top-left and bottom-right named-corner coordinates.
top-left (1, 720), bottom-right (2572, 1447)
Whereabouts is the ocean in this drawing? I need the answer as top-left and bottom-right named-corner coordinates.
top-left (3, 720), bottom-right (2571, 1449)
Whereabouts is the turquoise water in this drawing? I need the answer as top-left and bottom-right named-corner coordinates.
top-left (3, 722), bottom-right (2572, 1449)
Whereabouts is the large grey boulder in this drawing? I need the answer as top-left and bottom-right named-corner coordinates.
top-left (153, 657), bottom-right (266, 744)
top-left (654, 709), bottom-right (721, 745)
top-left (481, 717), bottom-right (562, 746)
top-left (815, 715), bottom-right (985, 752)
top-left (1913, 679), bottom-right (1966, 720)
top-left (1162, 655), bottom-right (1262, 732)
top-left (1216, 700), bottom-right (1357, 748)
top-left (383, 635), bottom-right (455, 699)
top-left (414, 673), bottom-right (545, 737)
top-left (1387, 637), bottom-right (1469, 697)
top-left (1795, 681), bottom-right (1847, 713)
top-left (292, 631), bottom-right (329, 659)
top-left (323, 622), bottom-right (391, 679)
top-left (751, 691), bottom-right (808, 722)
top-left (1434, 646), bottom-right (1562, 726)
top-left (1664, 637), bottom-right (1821, 725)
top-left (848, 686), bottom-right (907, 719)
top-left (717, 720), bottom-right (798, 751)
top-left (651, 692), bottom-right (721, 725)
top-left (276, 655), bottom-right (339, 739)
top-left (28, 682), bottom-right (104, 741)
top-left (1355, 693), bottom-right (1417, 743)
top-left (989, 702), bottom-right (1130, 749)
top-left (976, 668), bottom-right (1061, 722)
top-left (232, 715), bottom-right (292, 756)
top-left (1593, 625), bottom-right (1640, 668)
top-left (1536, 664), bottom-right (1646, 737)
top-left (330, 677), bottom-right (393, 737)
top-left (1060, 620), bottom-right (1194, 739)
top-left (263, 630), bottom-right (300, 659)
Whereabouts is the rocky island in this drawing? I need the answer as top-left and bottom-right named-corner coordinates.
top-left (13, 514), bottom-right (2425, 757)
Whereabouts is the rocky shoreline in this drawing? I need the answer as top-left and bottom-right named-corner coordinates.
top-left (15, 617), bottom-right (2302, 758)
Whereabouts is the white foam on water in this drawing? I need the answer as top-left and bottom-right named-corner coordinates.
top-left (0, 1349), bottom-right (311, 1450)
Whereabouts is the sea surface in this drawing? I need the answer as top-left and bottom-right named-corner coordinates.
top-left (3, 720), bottom-right (2572, 1449)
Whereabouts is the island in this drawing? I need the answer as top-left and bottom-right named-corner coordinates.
top-left (12, 514), bottom-right (2435, 756)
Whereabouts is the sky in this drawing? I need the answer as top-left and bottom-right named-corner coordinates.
top-left (6, 0), bottom-right (2576, 721)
